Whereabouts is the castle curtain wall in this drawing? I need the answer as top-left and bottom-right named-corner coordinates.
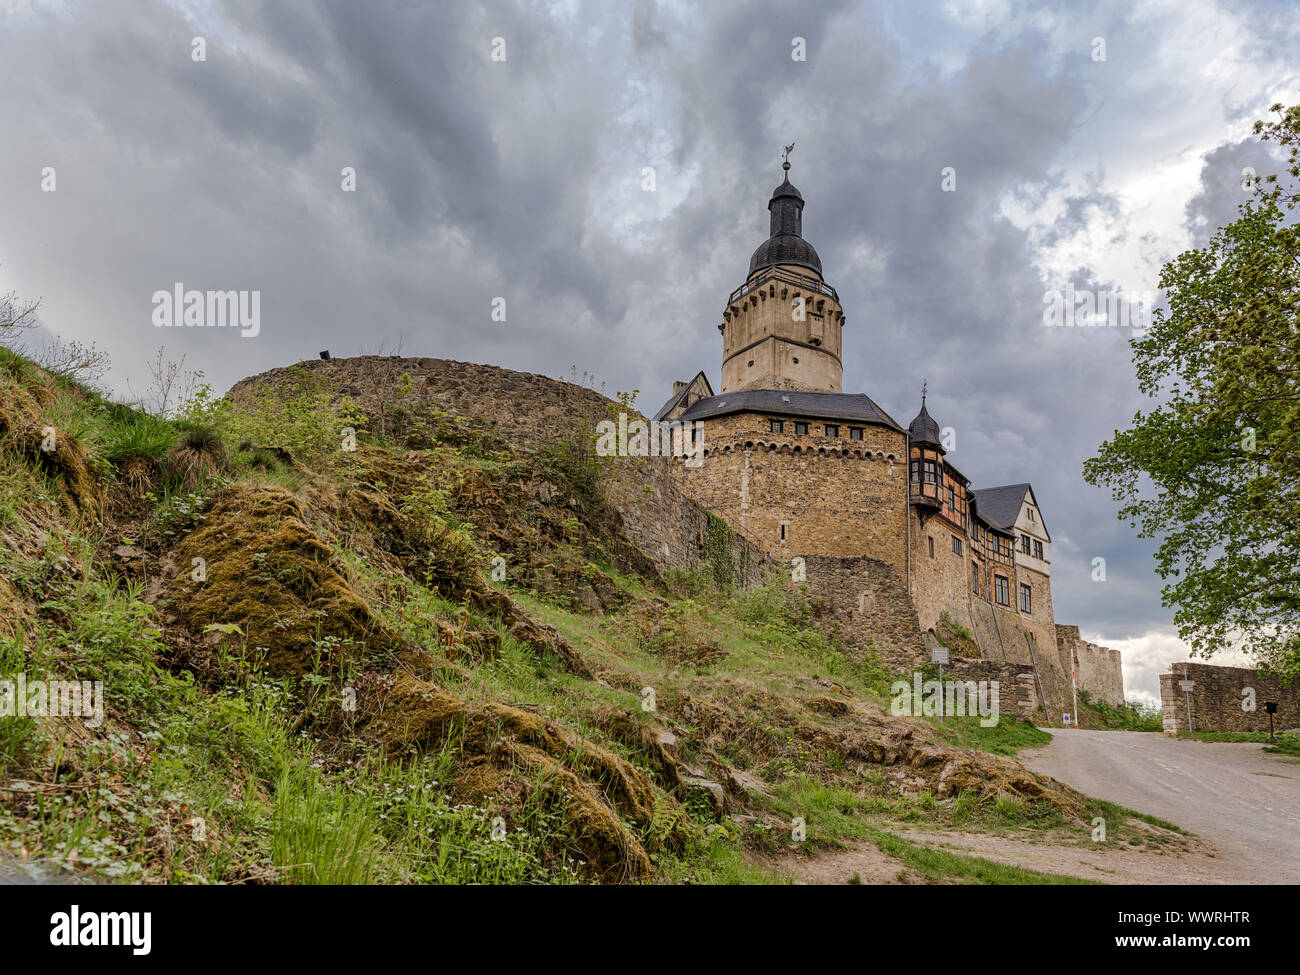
top-left (674, 412), bottom-right (909, 574)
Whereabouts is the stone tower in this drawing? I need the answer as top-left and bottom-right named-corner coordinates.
top-left (718, 164), bottom-right (846, 394)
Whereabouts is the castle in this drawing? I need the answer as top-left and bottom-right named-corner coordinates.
top-left (654, 161), bottom-right (1124, 721)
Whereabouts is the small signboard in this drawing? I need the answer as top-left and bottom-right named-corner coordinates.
top-left (1265, 702), bottom-right (1278, 714)
top-left (1062, 712), bottom-right (1071, 724)
top-left (930, 647), bottom-right (950, 666)
top-left (1179, 680), bottom-right (1194, 692)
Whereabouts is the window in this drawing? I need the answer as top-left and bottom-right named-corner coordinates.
top-left (927, 536), bottom-right (935, 559)
top-left (971, 561), bottom-right (980, 595)
top-left (910, 459), bottom-right (940, 484)
top-left (769, 419), bottom-right (784, 433)
top-left (1021, 534), bottom-right (1031, 554)
top-left (1033, 539), bottom-right (1044, 560)
top-left (850, 427), bottom-right (863, 440)
top-left (947, 485), bottom-right (955, 510)
top-left (1019, 583), bottom-right (1032, 614)
top-left (1027, 507), bottom-right (1036, 524)
top-left (994, 575), bottom-right (1010, 606)
top-left (794, 421), bottom-right (809, 435)
top-left (951, 535), bottom-right (962, 556)
top-left (824, 424), bottom-right (839, 438)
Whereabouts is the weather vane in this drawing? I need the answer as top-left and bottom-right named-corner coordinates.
top-left (782, 142), bottom-right (795, 171)
top-left (921, 379), bottom-right (928, 405)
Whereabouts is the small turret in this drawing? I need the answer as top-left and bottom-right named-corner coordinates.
top-left (908, 386), bottom-right (942, 450)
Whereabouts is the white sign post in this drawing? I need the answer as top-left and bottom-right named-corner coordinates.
top-left (931, 647), bottom-right (949, 722)
top-left (1179, 680), bottom-right (1194, 732)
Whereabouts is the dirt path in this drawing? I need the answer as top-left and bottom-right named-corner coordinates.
top-left (1019, 728), bottom-right (1300, 884)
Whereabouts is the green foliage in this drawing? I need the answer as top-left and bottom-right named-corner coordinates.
top-left (702, 513), bottom-right (739, 588)
top-left (40, 571), bottom-right (183, 720)
top-left (185, 365), bottom-right (358, 464)
top-left (1079, 691), bottom-right (1163, 731)
top-left (1084, 104), bottom-right (1300, 679)
top-left (0, 634), bottom-right (39, 775)
top-left (536, 436), bottom-right (602, 506)
top-left (939, 611), bottom-right (974, 642)
top-left (730, 581), bottom-right (894, 698)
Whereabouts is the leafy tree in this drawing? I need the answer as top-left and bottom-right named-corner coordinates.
top-left (1084, 104), bottom-right (1300, 680)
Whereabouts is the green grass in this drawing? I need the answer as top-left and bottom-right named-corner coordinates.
top-left (865, 828), bottom-right (1096, 884)
top-left (1089, 799), bottom-right (1187, 836)
top-left (756, 776), bottom-right (1093, 884)
top-left (928, 715), bottom-right (1052, 755)
top-left (1178, 730), bottom-right (1300, 757)
top-left (101, 411), bottom-right (177, 467)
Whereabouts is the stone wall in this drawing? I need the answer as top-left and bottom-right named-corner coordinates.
top-left (1055, 625), bottom-right (1124, 706)
top-left (944, 658), bottom-right (1039, 723)
top-left (798, 554), bottom-right (926, 667)
top-left (908, 508), bottom-right (972, 636)
top-left (1160, 662), bottom-right (1300, 734)
top-left (603, 455), bottom-right (771, 589)
top-left (675, 412), bottom-right (909, 574)
top-left (994, 609), bottom-right (1072, 721)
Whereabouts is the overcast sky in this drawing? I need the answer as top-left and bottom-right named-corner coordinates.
top-left (2, 0), bottom-right (1297, 703)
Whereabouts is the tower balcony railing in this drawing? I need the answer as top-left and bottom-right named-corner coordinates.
top-left (727, 267), bottom-right (838, 307)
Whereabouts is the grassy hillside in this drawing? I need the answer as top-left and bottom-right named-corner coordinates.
top-left (0, 351), bottom-right (1184, 883)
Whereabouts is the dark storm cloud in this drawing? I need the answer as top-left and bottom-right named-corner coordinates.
top-left (1185, 138), bottom-right (1287, 244)
top-left (0, 0), bottom-right (1296, 698)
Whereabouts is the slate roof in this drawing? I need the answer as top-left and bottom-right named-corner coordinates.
top-left (970, 484), bottom-right (1031, 533)
top-left (652, 385), bottom-right (691, 422)
top-left (749, 173), bottom-right (823, 277)
top-left (749, 234), bottom-right (822, 276)
top-left (677, 389), bottom-right (904, 432)
top-left (970, 499), bottom-right (1015, 537)
top-left (907, 401), bottom-right (941, 444)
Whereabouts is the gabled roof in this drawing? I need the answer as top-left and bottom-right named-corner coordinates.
top-left (970, 497), bottom-right (1015, 538)
top-left (676, 389), bottom-right (905, 432)
top-left (971, 483), bottom-right (1050, 542)
top-left (652, 370), bottom-right (713, 422)
top-left (970, 484), bottom-right (1028, 532)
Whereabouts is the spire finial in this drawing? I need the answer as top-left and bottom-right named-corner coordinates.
top-left (921, 380), bottom-right (927, 407)
top-left (782, 142), bottom-right (794, 171)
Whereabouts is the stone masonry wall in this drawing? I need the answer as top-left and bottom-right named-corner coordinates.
top-left (908, 508), bottom-right (971, 637)
top-left (1160, 662), bottom-right (1300, 734)
top-left (603, 455), bottom-right (771, 589)
top-left (1055, 625), bottom-right (1124, 707)
top-left (944, 658), bottom-right (1039, 724)
top-left (675, 412), bottom-right (909, 574)
top-left (798, 554), bottom-right (926, 667)
top-left (994, 606), bottom-right (1072, 722)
